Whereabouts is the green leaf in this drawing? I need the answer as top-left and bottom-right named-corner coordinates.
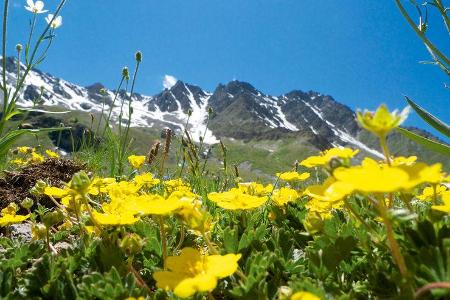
top-left (406, 96), bottom-right (450, 138)
top-left (321, 236), bottom-right (358, 271)
top-left (396, 127), bottom-right (450, 157)
top-left (223, 226), bottom-right (239, 253)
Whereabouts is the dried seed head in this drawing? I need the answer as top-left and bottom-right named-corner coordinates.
top-left (233, 164), bottom-right (240, 178)
top-left (16, 44), bottom-right (23, 52)
top-left (164, 128), bottom-right (173, 155)
top-left (147, 141), bottom-right (161, 165)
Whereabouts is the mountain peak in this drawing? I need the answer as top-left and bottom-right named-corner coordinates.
top-left (85, 82), bottom-right (106, 93)
top-left (223, 80), bottom-right (259, 96)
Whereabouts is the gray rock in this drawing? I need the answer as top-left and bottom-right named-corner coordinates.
top-left (9, 223), bottom-right (32, 242)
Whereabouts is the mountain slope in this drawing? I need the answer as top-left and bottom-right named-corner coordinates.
top-left (1, 57), bottom-right (448, 172)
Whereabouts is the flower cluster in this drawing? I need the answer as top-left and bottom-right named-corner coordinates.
top-left (11, 147), bottom-right (60, 166)
top-left (0, 105), bottom-right (448, 299)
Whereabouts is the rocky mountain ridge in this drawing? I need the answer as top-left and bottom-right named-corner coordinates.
top-left (2, 57), bottom-right (445, 163)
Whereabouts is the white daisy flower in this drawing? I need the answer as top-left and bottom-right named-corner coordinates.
top-left (45, 14), bottom-right (63, 29)
top-left (24, 0), bottom-right (48, 14)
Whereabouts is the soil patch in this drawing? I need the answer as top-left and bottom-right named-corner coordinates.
top-left (0, 158), bottom-right (84, 210)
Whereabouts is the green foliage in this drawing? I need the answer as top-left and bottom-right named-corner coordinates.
top-left (396, 127), bottom-right (450, 157)
top-left (406, 97), bottom-right (450, 138)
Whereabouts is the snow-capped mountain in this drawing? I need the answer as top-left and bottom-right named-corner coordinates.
top-left (2, 57), bottom-right (441, 162)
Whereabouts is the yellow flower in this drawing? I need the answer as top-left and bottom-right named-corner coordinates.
top-left (177, 203), bottom-right (212, 234)
top-left (331, 159), bottom-right (445, 194)
top-left (291, 291), bottom-right (321, 300)
top-left (208, 189), bottom-right (267, 210)
top-left (271, 187), bottom-right (299, 206)
top-left (356, 104), bottom-right (409, 137)
top-left (134, 172), bottom-right (160, 188)
top-left (1, 203), bottom-right (19, 215)
top-left (305, 178), bottom-right (353, 203)
top-left (17, 146), bottom-right (33, 154)
top-left (124, 297), bottom-right (145, 300)
top-left (45, 149), bottom-right (60, 158)
top-left (128, 155), bottom-right (146, 169)
top-left (300, 147), bottom-right (359, 168)
top-left (0, 204), bottom-right (32, 229)
top-left (108, 181), bottom-right (141, 200)
top-left (237, 182), bottom-right (273, 196)
top-left (31, 223), bottom-right (47, 240)
top-left (333, 161), bottom-right (409, 193)
top-left (11, 158), bottom-right (27, 166)
top-left (0, 212), bottom-right (30, 227)
top-left (153, 247), bottom-right (241, 298)
top-left (88, 177), bottom-right (116, 195)
top-left (398, 162), bottom-right (444, 187)
top-left (417, 185), bottom-right (447, 201)
top-left (45, 186), bottom-right (69, 198)
top-left (303, 211), bottom-right (327, 234)
top-left (432, 191), bottom-right (450, 213)
top-left (29, 152), bottom-right (45, 164)
top-left (164, 178), bottom-right (192, 194)
top-left (129, 194), bottom-right (185, 216)
top-left (276, 171), bottom-right (310, 182)
top-left (304, 178), bottom-right (352, 219)
top-left (391, 156), bottom-right (417, 166)
top-left (92, 211), bottom-right (140, 226)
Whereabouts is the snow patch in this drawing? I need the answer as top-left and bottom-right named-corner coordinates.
top-left (302, 100), bottom-right (384, 158)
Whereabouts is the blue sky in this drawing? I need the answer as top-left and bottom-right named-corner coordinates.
top-left (7, 0), bottom-right (449, 135)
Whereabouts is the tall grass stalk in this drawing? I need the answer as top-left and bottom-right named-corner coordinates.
top-left (1, 0), bottom-right (67, 136)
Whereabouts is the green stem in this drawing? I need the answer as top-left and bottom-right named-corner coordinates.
top-left (82, 195), bottom-right (102, 233)
top-left (174, 224), bottom-right (185, 252)
top-left (344, 199), bottom-right (373, 233)
top-left (25, 14), bottom-right (37, 64)
top-left (15, 49), bottom-right (21, 93)
top-left (121, 60), bottom-right (141, 161)
top-left (378, 202), bottom-right (409, 279)
top-left (102, 76), bottom-right (125, 137)
top-left (379, 135), bottom-right (391, 166)
top-left (1, 0), bottom-right (9, 118)
top-left (158, 216), bottom-right (168, 269)
top-left (395, 0), bottom-right (450, 68)
top-left (202, 231), bottom-right (218, 255)
top-left (1, 1), bottom-right (66, 136)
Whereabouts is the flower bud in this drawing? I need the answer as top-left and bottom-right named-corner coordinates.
top-left (207, 106), bottom-right (213, 115)
top-left (42, 210), bottom-right (64, 228)
top-left (329, 157), bottom-right (343, 171)
top-left (187, 109), bottom-right (192, 117)
top-left (30, 180), bottom-right (48, 196)
top-left (21, 197), bottom-right (34, 210)
top-left (31, 223), bottom-right (47, 241)
top-left (16, 44), bottom-right (23, 52)
top-left (69, 171), bottom-right (91, 195)
top-left (122, 67), bottom-right (129, 80)
top-left (119, 233), bottom-right (144, 257)
top-left (135, 51), bottom-right (142, 63)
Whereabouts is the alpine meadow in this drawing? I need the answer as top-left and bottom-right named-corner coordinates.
top-left (0, 1), bottom-right (450, 299)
